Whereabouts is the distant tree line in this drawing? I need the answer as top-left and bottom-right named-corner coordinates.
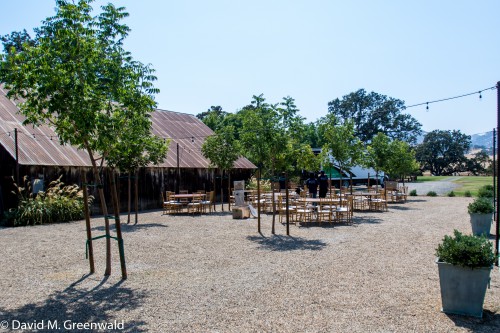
top-left (198, 91), bottom-right (491, 179)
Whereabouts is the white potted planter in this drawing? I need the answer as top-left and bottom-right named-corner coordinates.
top-left (468, 198), bottom-right (494, 237)
top-left (435, 230), bottom-right (495, 318)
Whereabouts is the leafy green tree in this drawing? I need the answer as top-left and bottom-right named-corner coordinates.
top-left (466, 150), bottom-right (491, 176)
top-left (415, 130), bottom-right (471, 176)
top-left (319, 114), bottom-right (363, 192)
top-left (201, 125), bottom-right (241, 212)
top-left (0, 0), bottom-right (158, 278)
top-left (196, 105), bottom-right (229, 131)
top-left (364, 132), bottom-right (391, 188)
top-left (327, 89), bottom-right (422, 144)
top-left (106, 112), bottom-right (169, 224)
top-left (385, 139), bottom-right (419, 183)
top-left (1, 29), bottom-right (36, 54)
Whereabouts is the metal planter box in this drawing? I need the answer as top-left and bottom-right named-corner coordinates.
top-left (469, 213), bottom-right (492, 237)
top-left (437, 260), bottom-right (492, 318)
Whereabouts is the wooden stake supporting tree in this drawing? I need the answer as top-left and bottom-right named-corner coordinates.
top-left (0, 0), bottom-right (161, 279)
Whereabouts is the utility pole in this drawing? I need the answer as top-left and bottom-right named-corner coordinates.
top-left (496, 81), bottom-right (500, 266)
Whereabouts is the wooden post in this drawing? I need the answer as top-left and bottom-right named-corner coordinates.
top-left (14, 128), bottom-right (19, 185)
top-left (257, 168), bottom-right (261, 234)
top-left (82, 170), bottom-right (94, 274)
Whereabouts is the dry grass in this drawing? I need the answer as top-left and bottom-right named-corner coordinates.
top-left (1, 197), bottom-right (499, 332)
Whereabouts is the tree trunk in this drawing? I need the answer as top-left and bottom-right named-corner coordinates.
top-left (86, 150), bottom-right (111, 276)
top-left (257, 168), bottom-right (261, 234)
top-left (127, 173), bottom-right (131, 224)
top-left (81, 170), bottom-right (95, 274)
top-left (220, 169), bottom-right (224, 212)
top-left (228, 171), bottom-right (231, 211)
top-left (271, 173), bottom-right (276, 235)
top-left (135, 170), bottom-right (139, 224)
top-left (108, 168), bottom-right (127, 279)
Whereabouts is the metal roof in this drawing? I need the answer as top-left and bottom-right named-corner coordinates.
top-left (0, 85), bottom-right (256, 169)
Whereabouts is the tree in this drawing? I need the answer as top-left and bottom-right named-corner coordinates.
top-left (327, 89), bottom-right (422, 144)
top-left (364, 132), bottom-right (391, 189)
top-left (106, 112), bottom-right (169, 224)
top-left (1, 29), bottom-right (36, 54)
top-left (0, 0), bottom-right (159, 278)
top-left (319, 114), bottom-right (363, 192)
top-left (201, 125), bottom-right (240, 212)
top-left (196, 105), bottom-right (229, 132)
top-left (384, 140), bottom-right (419, 183)
top-left (466, 150), bottom-right (491, 176)
top-left (415, 130), bottom-right (471, 176)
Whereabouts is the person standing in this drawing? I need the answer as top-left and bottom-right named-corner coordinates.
top-left (318, 170), bottom-right (329, 198)
top-left (278, 172), bottom-right (286, 191)
top-left (306, 173), bottom-right (318, 198)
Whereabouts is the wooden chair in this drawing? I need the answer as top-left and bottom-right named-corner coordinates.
top-left (317, 198), bottom-right (333, 225)
top-left (187, 194), bottom-right (202, 214)
top-left (277, 194), bottom-right (296, 224)
top-left (201, 191), bottom-right (214, 213)
top-left (164, 191), bottom-right (182, 214)
top-left (336, 195), bottom-right (353, 224)
top-left (295, 199), bottom-right (313, 226)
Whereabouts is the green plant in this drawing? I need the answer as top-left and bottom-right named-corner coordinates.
top-left (245, 176), bottom-right (272, 192)
top-left (427, 191), bottom-right (437, 197)
top-left (409, 189), bottom-right (417, 196)
top-left (5, 176), bottom-right (92, 226)
top-left (464, 190), bottom-right (472, 197)
top-left (436, 230), bottom-right (496, 268)
top-left (467, 197), bottom-right (494, 214)
top-left (447, 191), bottom-right (456, 197)
top-left (477, 184), bottom-right (494, 198)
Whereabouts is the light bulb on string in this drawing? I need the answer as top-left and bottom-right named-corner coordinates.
top-left (426, 102), bottom-right (429, 111)
top-left (478, 91), bottom-right (482, 99)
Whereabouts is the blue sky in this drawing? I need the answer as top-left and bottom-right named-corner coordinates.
top-left (1, 0), bottom-right (499, 135)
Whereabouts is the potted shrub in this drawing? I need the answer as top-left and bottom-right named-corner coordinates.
top-left (436, 230), bottom-right (496, 318)
top-left (468, 197), bottom-right (494, 236)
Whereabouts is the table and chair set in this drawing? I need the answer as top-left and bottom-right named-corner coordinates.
top-left (245, 185), bottom-right (408, 226)
top-left (161, 190), bottom-right (215, 215)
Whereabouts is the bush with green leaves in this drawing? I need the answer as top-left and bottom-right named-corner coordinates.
top-left (477, 184), bottom-right (494, 198)
top-left (447, 191), bottom-right (456, 197)
top-left (427, 191), bottom-right (437, 197)
top-left (4, 176), bottom-right (92, 226)
top-left (464, 190), bottom-right (472, 197)
top-left (467, 197), bottom-right (494, 214)
top-left (409, 189), bottom-right (417, 196)
top-left (436, 229), bottom-right (496, 268)
top-left (245, 176), bottom-right (272, 192)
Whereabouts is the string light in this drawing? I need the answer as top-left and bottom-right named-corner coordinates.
top-left (405, 85), bottom-right (496, 110)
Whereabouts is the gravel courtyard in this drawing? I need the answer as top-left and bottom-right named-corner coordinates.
top-left (1, 197), bottom-right (499, 332)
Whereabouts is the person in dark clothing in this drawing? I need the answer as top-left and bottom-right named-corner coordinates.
top-left (318, 170), bottom-right (329, 198)
top-left (306, 173), bottom-right (318, 198)
top-left (278, 172), bottom-right (286, 191)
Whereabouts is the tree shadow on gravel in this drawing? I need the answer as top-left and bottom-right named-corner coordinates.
top-left (92, 223), bottom-right (167, 233)
top-left (446, 310), bottom-right (500, 332)
top-left (247, 234), bottom-right (327, 252)
top-left (387, 205), bottom-right (414, 211)
top-left (352, 216), bottom-right (383, 225)
top-left (406, 198), bottom-right (428, 203)
top-left (0, 274), bottom-right (148, 332)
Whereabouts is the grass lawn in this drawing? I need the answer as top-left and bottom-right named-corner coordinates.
top-left (416, 176), bottom-right (493, 196)
top-left (451, 176), bottom-right (493, 196)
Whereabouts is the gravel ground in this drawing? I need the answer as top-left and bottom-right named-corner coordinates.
top-left (1, 197), bottom-right (499, 332)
